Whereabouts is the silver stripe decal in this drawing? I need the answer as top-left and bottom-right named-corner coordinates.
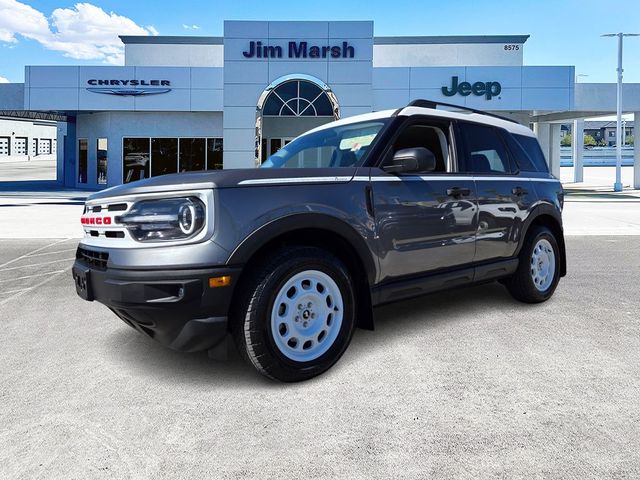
top-left (238, 175), bottom-right (559, 185)
top-left (364, 176), bottom-right (558, 183)
top-left (238, 176), bottom-right (353, 185)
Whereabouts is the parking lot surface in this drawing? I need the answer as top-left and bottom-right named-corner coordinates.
top-left (1, 235), bottom-right (639, 478)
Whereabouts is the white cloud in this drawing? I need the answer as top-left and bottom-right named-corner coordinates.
top-left (0, 75), bottom-right (9, 83)
top-left (182, 24), bottom-right (200, 30)
top-left (0, 0), bottom-right (159, 65)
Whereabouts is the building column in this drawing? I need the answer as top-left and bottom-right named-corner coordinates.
top-left (533, 122), bottom-right (550, 167)
top-left (534, 122), bottom-right (561, 178)
top-left (572, 119), bottom-right (584, 183)
top-left (635, 112), bottom-right (640, 189)
top-left (549, 124), bottom-right (561, 178)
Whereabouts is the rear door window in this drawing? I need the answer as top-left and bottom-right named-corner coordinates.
top-left (513, 134), bottom-right (549, 173)
top-left (458, 122), bottom-right (513, 174)
top-left (500, 130), bottom-right (536, 172)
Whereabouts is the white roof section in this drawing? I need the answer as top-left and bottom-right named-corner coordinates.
top-left (303, 106), bottom-right (535, 137)
top-left (303, 110), bottom-right (397, 135)
top-left (399, 106), bottom-right (535, 136)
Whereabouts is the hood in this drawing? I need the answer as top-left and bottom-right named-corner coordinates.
top-left (87, 167), bottom-right (358, 202)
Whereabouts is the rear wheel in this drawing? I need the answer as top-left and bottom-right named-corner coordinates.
top-left (232, 246), bottom-right (356, 382)
top-left (504, 225), bottom-right (561, 303)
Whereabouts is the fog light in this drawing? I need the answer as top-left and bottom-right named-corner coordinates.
top-left (209, 275), bottom-right (231, 288)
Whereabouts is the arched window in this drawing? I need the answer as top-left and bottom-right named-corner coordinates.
top-left (262, 80), bottom-right (335, 117)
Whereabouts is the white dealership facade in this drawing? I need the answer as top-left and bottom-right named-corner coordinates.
top-left (0, 20), bottom-right (639, 189)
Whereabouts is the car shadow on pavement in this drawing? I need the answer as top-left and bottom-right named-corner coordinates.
top-left (104, 280), bottom-right (527, 386)
top-left (349, 281), bottom-right (528, 354)
top-left (104, 327), bottom-right (271, 387)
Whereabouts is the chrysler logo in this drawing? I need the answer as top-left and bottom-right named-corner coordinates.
top-left (86, 79), bottom-right (172, 96)
top-left (87, 88), bottom-right (171, 96)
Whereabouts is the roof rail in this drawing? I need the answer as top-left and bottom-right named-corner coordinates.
top-left (405, 99), bottom-right (520, 124)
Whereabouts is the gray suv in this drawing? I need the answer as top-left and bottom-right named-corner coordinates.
top-left (72, 100), bottom-right (566, 382)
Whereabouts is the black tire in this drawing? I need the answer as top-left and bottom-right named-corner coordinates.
top-left (231, 246), bottom-right (356, 382)
top-left (504, 225), bottom-right (561, 303)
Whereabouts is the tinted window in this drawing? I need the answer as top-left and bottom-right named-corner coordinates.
top-left (513, 134), bottom-right (549, 173)
top-left (78, 139), bottom-right (88, 184)
top-left (151, 138), bottom-right (178, 177)
top-left (460, 123), bottom-right (512, 174)
top-left (123, 138), bottom-right (150, 183)
top-left (500, 130), bottom-right (535, 172)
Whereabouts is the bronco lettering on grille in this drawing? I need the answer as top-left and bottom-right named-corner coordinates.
top-left (81, 216), bottom-right (112, 225)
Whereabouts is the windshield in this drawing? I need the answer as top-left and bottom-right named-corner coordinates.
top-left (261, 120), bottom-right (389, 169)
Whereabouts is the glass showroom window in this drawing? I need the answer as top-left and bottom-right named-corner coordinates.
top-left (263, 80), bottom-right (334, 117)
top-left (179, 138), bottom-right (206, 172)
top-left (123, 138), bottom-right (150, 184)
top-left (78, 139), bottom-right (88, 184)
top-left (207, 138), bottom-right (223, 170)
top-left (97, 138), bottom-right (108, 184)
top-left (151, 138), bottom-right (178, 177)
top-left (124, 137), bottom-right (223, 182)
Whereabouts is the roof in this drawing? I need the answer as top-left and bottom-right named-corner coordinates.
top-left (374, 35), bottom-right (529, 45)
top-left (119, 36), bottom-right (223, 45)
top-left (303, 106), bottom-right (534, 138)
top-left (584, 120), bottom-right (634, 129)
top-left (119, 34), bottom-right (529, 46)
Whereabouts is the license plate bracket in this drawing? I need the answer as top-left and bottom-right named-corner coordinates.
top-left (72, 266), bottom-right (93, 301)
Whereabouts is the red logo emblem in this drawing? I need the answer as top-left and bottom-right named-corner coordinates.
top-left (81, 216), bottom-right (112, 225)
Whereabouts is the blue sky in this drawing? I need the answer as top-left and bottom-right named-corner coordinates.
top-left (1, 0), bottom-right (639, 84)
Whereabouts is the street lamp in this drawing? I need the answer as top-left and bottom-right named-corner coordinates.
top-left (601, 32), bottom-right (640, 192)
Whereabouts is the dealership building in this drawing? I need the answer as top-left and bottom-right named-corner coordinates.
top-left (0, 20), bottom-right (639, 189)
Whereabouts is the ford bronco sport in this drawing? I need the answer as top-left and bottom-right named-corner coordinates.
top-left (72, 100), bottom-right (566, 382)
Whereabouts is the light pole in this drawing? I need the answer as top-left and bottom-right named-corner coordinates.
top-left (602, 33), bottom-right (640, 192)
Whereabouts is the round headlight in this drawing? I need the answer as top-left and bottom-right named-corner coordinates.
top-left (178, 202), bottom-right (196, 235)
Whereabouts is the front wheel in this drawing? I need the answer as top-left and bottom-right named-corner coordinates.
top-left (504, 225), bottom-right (561, 303)
top-left (232, 247), bottom-right (356, 382)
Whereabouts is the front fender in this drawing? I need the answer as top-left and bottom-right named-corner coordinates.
top-left (226, 212), bottom-right (378, 285)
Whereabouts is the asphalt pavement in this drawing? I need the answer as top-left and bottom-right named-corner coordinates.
top-left (0, 235), bottom-right (639, 479)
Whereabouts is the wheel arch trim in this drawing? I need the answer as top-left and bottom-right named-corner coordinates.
top-left (518, 203), bottom-right (567, 277)
top-left (226, 213), bottom-right (378, 285)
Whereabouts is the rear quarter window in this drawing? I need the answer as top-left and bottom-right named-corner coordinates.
top-left (513, 133), bottom-right (549, 173)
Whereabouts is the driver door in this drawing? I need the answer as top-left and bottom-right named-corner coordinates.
top-left (371, 118), bottom-right (478, 281)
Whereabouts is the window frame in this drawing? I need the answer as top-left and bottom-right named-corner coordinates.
top-left (373, 115), bottom-right (461, 175)
top-left (96, 137), bottom-right (108, 185)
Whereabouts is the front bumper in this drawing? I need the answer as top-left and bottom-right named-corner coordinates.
top-left (72, 253), bottom-right (241, 352)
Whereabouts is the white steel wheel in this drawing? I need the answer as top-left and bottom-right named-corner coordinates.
top-left (270, 270), bottom-right (344, 363)
top-left (530, 238), bottom-right (556, 292)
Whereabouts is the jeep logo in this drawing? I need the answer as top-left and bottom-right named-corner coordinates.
top-left (442, 76), bottom-right (502, 100)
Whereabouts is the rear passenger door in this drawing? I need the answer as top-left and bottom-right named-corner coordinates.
top-left (372, 118), bottom-right (478, 280)
top-left (457, 122), bottom-right (536, 262)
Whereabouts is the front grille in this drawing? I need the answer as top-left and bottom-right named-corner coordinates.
top-left (76, 247), bottom-right (109, 270)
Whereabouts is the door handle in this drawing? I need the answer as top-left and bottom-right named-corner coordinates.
top-left (446, 187), bottom-right (471, 198)
top-left (512, 186), bottom-right (528, 196)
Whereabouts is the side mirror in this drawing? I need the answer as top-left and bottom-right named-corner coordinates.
top-left (383, 147), bottom-right (437, 174)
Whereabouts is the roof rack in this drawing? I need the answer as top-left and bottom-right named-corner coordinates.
top-left (405, 99), bottom-right (520, 125)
